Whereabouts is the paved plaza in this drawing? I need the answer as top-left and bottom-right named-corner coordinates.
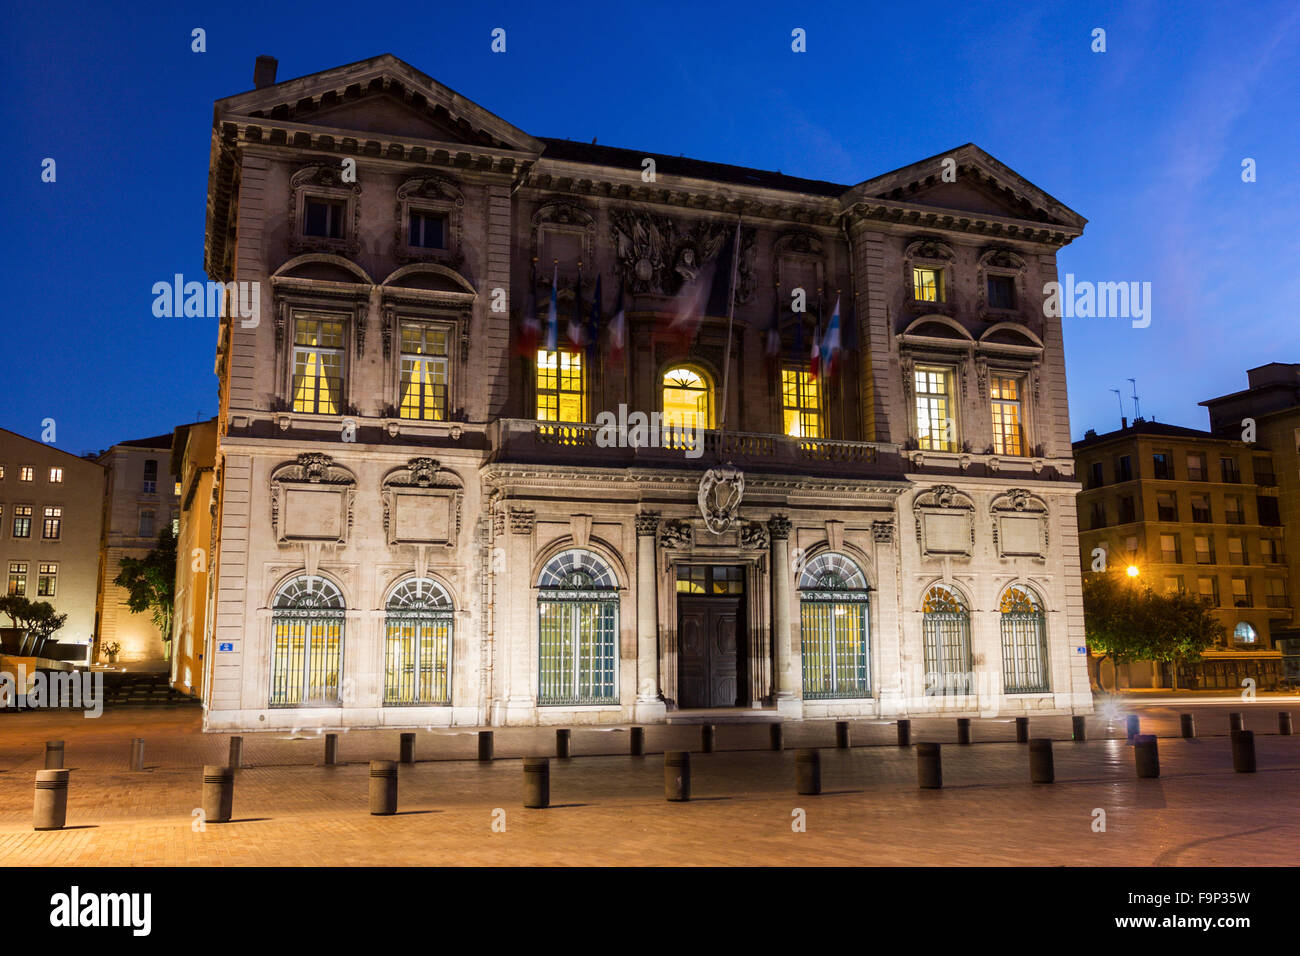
top-left (1, 700), bottom-right (1298, 866)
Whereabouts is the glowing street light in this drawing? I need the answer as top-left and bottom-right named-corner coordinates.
top-left (1126, 565), bottom-right (1139, 578)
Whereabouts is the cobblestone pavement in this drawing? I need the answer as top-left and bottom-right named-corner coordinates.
top-left (0, 701), bottom-right (1297, 865)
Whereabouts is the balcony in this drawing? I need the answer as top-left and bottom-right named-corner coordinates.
top-left (486, 419), bottom-right (906, 478)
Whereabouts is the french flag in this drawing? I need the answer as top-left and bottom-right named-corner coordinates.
top-left (819, 296), bottom-right (842, 379)
top-left (543, 264), bottom-right (558, 352)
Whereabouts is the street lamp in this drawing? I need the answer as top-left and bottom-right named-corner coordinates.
top-left (1126, 565), bottom-right (1139, 578)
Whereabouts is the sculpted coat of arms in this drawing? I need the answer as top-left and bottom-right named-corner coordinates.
top-left (698, 464), bottom-right (744, 534)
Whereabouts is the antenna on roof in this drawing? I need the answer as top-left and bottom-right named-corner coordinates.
top-left (1110, 388), bottom-right (1126, 429)
top-left (1128, 378), bottom-right (1141, 420)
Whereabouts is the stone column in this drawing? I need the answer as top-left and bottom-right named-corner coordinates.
top-left (769, 515), bottom-right (802, 717)
top-left (503, 506), bottom-right (537, 724)
top-left (635, 512), bottom-right (667, 722)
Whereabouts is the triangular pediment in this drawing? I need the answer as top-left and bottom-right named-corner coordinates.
top-left (215, 54), bottom-right (542, 155)
top-left (841, 144), bottom-right (1086, 231)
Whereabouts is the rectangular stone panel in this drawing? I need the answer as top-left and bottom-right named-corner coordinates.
top-left (283, 487), bottom-right (343, 540)
top-left (999, 515), bottom-right (1043, 556)
top-left (393, 490), bottom-right (452, 544)
top-left (923, 512), bottom-right (970, 554)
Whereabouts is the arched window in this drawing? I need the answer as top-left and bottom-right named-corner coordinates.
top-left (1233, 621), bottom-right (1258, 644)
top-left (922, 584), bottom-right (971, 696)
top-left (537, 549), bottom-right (618, 705)
top-left (384, 578), bottom-right (453, 705)
top-left (1000, 585), bottom-right (1049, 694)
top-left (799, 553), bottom-right (870, 699)
top-left (662, 365), bottom-right (714, 444)
top-left (271, 575), bottom-right (345, 708)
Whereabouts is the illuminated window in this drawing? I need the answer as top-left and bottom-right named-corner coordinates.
top-left (799, 553), bottom-right (870, 699)
top-left (990, 375), bottom-right (1023, 455)
top-left (1231, 577), bottom-right (1251, 608)
top-left (303, 197), bottom-right (346, 239)
top-left (292, 315), bottom-right (345, 414)
top-left (914, 365), bottom-right (955, 451)
top-left (913, 267), bottom-right (943, 302)
top-left (19, 466), bottom-right (33, 482)
top-left (12, 505), bottom-right (32, 538)
top-left (1000, 586), bottom-right (1049, 694)
top-left (1228, 536), bottom-right (1247, 565)
top-left (1234, 621), bottom-right (1258, 644)
top-left (7, 562), bottom-right (27, 596)
top-left (48, 467), bottom-right (63, 483)
top-left (1194, 535), bottom-right (1214, 564)
top-left (781, 365), bottom-right (821, 438)
top-left (0, 465), bottom-right (5, 479)
top-left (271, 575), bottom-right (345, 708)
top-left (399, 323), bottom-right (449, 421)
top-left (537, 550), bottom-right (618, 705)
top-left (142, 459), bottom-right (158, 494)
top-left (535, 350), bottom-right (585, 423)
top-left (37, 563), bottom-right (57, 597)
top-left (922, 584), bottom-right (971, 696)
top-left (1164, 575), bottom-right (1185, 593)
top-left (42, 507), bottom-right (61, 539)
top-left (171, 510), bottom-right (179, 536)
top-left (673, 565), bottom-right (742, 595)
top-left (1198, 576), bottom-right (1219, 606)
top-left (675, 566), bottom-right (708, 594)
top-left (174, 481), bottom-right (182, 496)
top-left (662, 365), bottom-right (714, 434)
top-left (384, 578), bottom-right (453, 705)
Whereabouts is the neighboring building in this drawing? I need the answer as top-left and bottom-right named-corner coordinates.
top-left (1073, 419), bottom-right (1289, 689)
top-left (200, 54), bottom-right (1092, 731)
top-left (94, 433), bottom-right (184, 664)
top-left (1202, 363), bottom-right (1300, 682)
top-left (0, 427), bottom-right (105, 661)
top-left (170, 419), bottom-right (218, 696)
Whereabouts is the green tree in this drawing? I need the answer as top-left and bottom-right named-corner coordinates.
top-left (113, 526), bottom-right (178, 654)
top-left (0, 595), bottom-right (68, 653)
top-left (1083, 571), bottom-right (1223, 691)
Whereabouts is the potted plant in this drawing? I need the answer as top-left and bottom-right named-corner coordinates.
top-left (101, 641), bottom-right (121, 665)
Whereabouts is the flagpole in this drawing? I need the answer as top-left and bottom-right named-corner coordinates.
top-left (717, 217), bottom-right (742, 440)
top-left (836, 287), bottom-right (845, 441)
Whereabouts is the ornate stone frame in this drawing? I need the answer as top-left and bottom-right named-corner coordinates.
top-left (913, 484), bottom-right (976, 558)
top-left (394, 175), bottom-right (466, 268)
top-left (269, 454), bottom-right (357, 546)
top-left (288, 165), bottom-right (362, 258)
top-left (380, 457), bottom-right (464, 549)
top-left (989, 488), bottom-right (1049, 559)
top-left (976, 248), bottom-right (1028, 322)
top-left (903, 237), bottom-right (956, 315)
top-left (533, 200), bottom-right (597, 294)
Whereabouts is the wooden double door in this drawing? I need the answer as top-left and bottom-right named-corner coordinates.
top-left (677, 595), bottom-right (745, 708)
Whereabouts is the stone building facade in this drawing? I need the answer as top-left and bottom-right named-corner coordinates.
top-left (170, 419), bottom-right (218, 695)
top-left (200, 54), bottom-right (1092, 731)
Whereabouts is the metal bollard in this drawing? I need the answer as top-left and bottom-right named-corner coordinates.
top-left (33, 769), bottom-right (70, 830)
top-left (523, 757), bottom-right (550, 808)
top-left (1280, 712), bottom-right (1293, 737)
top-left (399, 732), bottom-right (416, 764)
top-left (956, 718), bottom-right (971, 745)
top-left (1126, 714), bottom-right (1140, 740)
top-left (1180, 714), bottom-right (1196, 738)
top-left (477, 731), bottom-right (494, 761)
top-left (44, 740), bottom-right (64, 770)
top-left (701, 725), bottom-right (715, 753)
top-left (1072, 715), bottom-right (1087, 742)
top-left (129, 738), bottom-right (145, 772)
top-left (665, 751), bottom-right (691, 801)
top-left (555, 728), bottom-right (571, 759)
top-left (897, 719), bottom-right (912, 747)
top-left (228, 735), bottom-right (243, 770)
top-left (369, 760), bottom-right (398, 815)
top-left (1134, 735), bottom-right (1160, 778)
top-left (1015, 717), bottom-right (1030, 744)
top-left (917, 742), bottom-right (942, 789)
top-left (769, 723), bottom-right (784, 751)
top-left (1232, 730), bottom-right (1256, 773)
top-left (324, 733), bottom-right (338, 766)
top-left (1229, 712), bottom-right (1244, 734)
top-left (835, 721), bottom-right (851, 749)
top-left (202, 765), bottom-right (235, 822)
top-left (1029, 738), bottom-right (1054, 784)
top-left (629, 726), bottom-right (645, 756)
top-left (795, 749), bottom-right (822, 795)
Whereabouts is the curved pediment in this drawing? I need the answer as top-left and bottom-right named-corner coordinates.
top-left (979, 322), bottom-right (1043, 351)
top-left (273, 254), bottom-right (373, 285)
top-left (901, 315), bottom-right (974, 342)
top-left (380, 263), bottom-right (476, 297)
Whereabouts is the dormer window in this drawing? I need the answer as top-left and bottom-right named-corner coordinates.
top-left (903, 239), bottom-right (955, 314)
top-left (978, 249), bottom-right (1027, 319)
top-left (396, 176), bottom-right (464, 265)
top-left (303, 197), bottom-right (347, 239)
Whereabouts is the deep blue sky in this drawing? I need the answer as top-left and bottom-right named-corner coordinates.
top-left (4, 0), bottom-right (1298, 456)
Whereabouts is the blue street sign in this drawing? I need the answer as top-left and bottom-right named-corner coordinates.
top-left (218, 642), bottom-right (234, 652)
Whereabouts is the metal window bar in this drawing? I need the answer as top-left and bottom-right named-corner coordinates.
top-left (271, 611), bottom-right (344, 708)
top-left (800, 600), bottom-right (870, 699)
top-left (538, 599), bottom-right (617, 705)
top-left (1001, 611), bottom-right (1049, 693)
top-left (383, 611), bottom-right (452, 705)
top-left (923, 613), bottom-right (972, 695)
